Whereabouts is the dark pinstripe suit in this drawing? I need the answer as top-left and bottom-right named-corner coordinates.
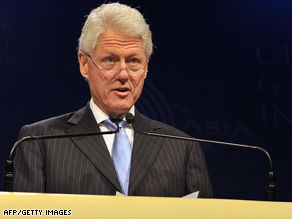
top-left (14, 104), bottom-right (213, 198)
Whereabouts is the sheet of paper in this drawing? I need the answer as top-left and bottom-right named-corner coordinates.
top-left (182, 191), bottom-right (199, 198)
top-left (116, 191), bottom-right (125, 196)
top-left (116, 191), bottom-right (199, 198)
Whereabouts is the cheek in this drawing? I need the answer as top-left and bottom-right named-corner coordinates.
top-left (132, 76), bottom-right (145, 94)
top-left (88, 70), bottom-right (109, 87)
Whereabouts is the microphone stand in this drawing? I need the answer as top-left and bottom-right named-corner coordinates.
top-left (4, 112), bottom-right (120, 192)
top-left (126, 113), bottom-right (275, 201)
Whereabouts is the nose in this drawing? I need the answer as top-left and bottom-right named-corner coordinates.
top-left (119, 66), bottom-right (129, 72)
top-left (116, 65), bottom-right (130, 82)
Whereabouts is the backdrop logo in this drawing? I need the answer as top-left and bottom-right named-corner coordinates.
top-left (0, 22), bottom-right (14, 67)
top-left (256, 44), bottom-right (292, 125)
top-left (256, 44), bottom-right (291, 66)
top-left (136, 80), bottom-right (252, 153)
top-left (136, 80), bottom-right (176, 126)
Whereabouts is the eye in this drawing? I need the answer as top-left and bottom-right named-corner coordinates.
top-left (104, 57), bottom-right (115, 63)
top-left (129, 58), bottom-right (140, 64)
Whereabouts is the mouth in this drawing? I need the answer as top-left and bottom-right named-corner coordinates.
top-left (113, 87), bottom-right (131, 96)
top-left (116, 88), bottom-right (129, 92)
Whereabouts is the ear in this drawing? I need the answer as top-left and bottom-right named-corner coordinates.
top-left (78, 51), bottom-right (89, 79)
top-left (144, 60), bottom-right (149, 79)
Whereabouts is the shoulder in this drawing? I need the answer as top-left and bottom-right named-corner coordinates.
top-left (135, 110), bottom-right (202, 155)
top-left (135, 110), bottom-right (190, 138)
top-left (18, 104), bottom-right (89, 137)
top-left (31, 112), bottom-right (75, 126)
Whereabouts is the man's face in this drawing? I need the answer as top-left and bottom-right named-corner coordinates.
top-left (78, 29), bottom-right (148, 116)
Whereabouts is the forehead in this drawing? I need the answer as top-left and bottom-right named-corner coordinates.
top-left (95, 30), bottom-right (145, 54)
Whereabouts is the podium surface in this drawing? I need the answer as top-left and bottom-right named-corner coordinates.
top-left (1, 192), bottom-right (291, 218)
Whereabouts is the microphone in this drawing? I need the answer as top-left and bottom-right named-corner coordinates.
top-left (126, 113), bottom-right (275, 201)
top-left (4, 111), bottom-right (120, 192)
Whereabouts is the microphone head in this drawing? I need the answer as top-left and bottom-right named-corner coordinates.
top-left (126, 113), bottom-right (134, 125)
top-left (109, 112), bottom-right (119, 124)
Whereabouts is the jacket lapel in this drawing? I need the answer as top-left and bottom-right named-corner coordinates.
top-left (65, 104), bottom-right (121, 192)
top-left (129, 109), bottom-right (165, 195)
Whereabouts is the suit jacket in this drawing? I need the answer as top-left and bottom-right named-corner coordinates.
top-left (14, 103), bottom-right (213, 198)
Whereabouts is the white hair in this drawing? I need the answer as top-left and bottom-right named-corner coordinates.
top-left (78, 3), bottom-right (153, 59)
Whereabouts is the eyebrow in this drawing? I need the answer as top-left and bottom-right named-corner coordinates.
top-left (100, 50), bottom-right (146, 58)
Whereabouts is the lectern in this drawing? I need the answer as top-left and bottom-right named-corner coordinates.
top-left (1, 192), bottom-right (291, 218)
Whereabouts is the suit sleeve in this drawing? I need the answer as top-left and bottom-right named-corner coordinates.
top-left (13, 124), bottom-right (46, 192)
top-left (185, 141), bottom-right (213, 198)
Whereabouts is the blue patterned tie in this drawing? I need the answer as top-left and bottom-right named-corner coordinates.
top-left (103, 119), bottom-right (132, 195)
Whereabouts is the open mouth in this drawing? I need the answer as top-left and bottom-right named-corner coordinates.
top-left (116, 88), bottom-right (129, 92)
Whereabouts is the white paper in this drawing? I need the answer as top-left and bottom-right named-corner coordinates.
top-left (182, 191), bottom-right (199, 199)
top-left (115, 190), bottom-right (199, 198)
top-left (116, 191), bottom-right (125, 196)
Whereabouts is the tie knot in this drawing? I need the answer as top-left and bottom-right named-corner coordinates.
top-left (102, 119), bottom-right (127, 131)
top-left (119, 120), bottom-right (127, 128)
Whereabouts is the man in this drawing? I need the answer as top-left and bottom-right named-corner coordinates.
top-left (14, 3), bottom-right (213, 198)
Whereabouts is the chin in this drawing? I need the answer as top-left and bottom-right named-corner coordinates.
top-left (111, 105), bottom-right (132, 116)
top-left (109, 99), bottom-right (136, 114)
